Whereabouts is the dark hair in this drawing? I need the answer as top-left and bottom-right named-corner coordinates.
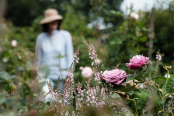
top-left (42, 20), bottom-right (63, 32)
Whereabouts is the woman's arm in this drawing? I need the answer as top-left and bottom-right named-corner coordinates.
top-left (65, 32), bottom-right (74, 70)
top-left (35, 35), bottom-right (42, 68)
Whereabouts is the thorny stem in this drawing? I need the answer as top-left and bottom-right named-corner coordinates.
top-left (128, 98), bottom-right (139, 116)
top-left (160, 69), bottom-right (170, 114)
top-left (134, 70), bottom-right (136, 77)
top-left (58, 53), bottom-right (63, 79)
top-left (155, 60), bottom-right (159, 75)
top-left (151, 84), bottom-right (163, 110)
top-left (164, 70), bottom-right (169, 91)
top-left (149, 59), bottom-right (164, 111)
top-left (134, 100), bottom-right (139, 116)
top-left (133, 66), bottom-right (148, 79)
top-left (148, 65), bottom-right (165, 113)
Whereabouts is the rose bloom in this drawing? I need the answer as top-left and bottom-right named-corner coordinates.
top-left (81, 67), bottom-right (93, 78)
top-left (11, 40), bottom-right (17, 47)
top-left (126, 55), bottom-right (149, 70)
top-left (101, 69), bottom-right (127, 85)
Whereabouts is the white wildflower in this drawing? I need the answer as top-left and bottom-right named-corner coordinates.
top-left (130, 12), bottom-right (139, 19)
top-left (11, 40), bottom-right (17, 47)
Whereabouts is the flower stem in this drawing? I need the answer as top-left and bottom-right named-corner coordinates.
top-left (164, 70), bottom-right (169, 90)
top-left (134, 100), bottom-right (139, 116)
top-left (134, 70), bottom-right (136, 76)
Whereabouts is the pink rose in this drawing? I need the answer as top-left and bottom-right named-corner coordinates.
top-left (81, 67), bottom-right (93, 78)
top-left (126, 55), bottom-right (149, 70)
top-left (101, 69), bottom-right (127, 84)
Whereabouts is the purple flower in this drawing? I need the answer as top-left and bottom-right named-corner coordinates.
top-left (126, 55), bottom-right (149, 70)
top-left (101, 69), bottom-right (127, 84)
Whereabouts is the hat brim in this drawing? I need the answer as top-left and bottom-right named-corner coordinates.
top-left (40, 15), bottom-right (63, 24)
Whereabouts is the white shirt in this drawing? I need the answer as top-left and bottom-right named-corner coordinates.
top-left (35, 29), bottom-right (74, 80)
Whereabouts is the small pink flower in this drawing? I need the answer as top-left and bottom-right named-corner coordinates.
top-left (156, 54), bottom-right (161, 61)
top-left (11, 40), bottom-right (17, 47)
top-left (0, 47), bottom-right (2, 52)
top-left (81, 67), bottom-right (93, 78)
top-left (101, 69), bottom-right (127, 84)
top-left (126, 55), bottom-right (149, 70)
top-left (74, 46), bottom-right (80, 63)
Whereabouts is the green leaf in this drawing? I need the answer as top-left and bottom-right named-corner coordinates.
top-left (61, 68), bottom-right (69, 71)
top-left (17, 66), bottom-right (25, 71)
top-left (110, 10), bottom-right (123, 16)
top-left (136, 98), bottom-right (144, 110)
top-left (152, 77), bottom-right (167, 80)
top-left (126, 74), bottom-right (136, 82)
top-left (139, 37), bottom-right (147, 42)
top-left (133, 89), bottom-right (149, 109)
top-left (57, 53), bottom-right (66, 59)
top-left (111, 93), bottom-right (120, 98)
top-left (162, 85), bottom-right (167, 95)
top-left (170, 75), bottom-right (174, 79)
top-left (0, 72), bottom-right (15, 83)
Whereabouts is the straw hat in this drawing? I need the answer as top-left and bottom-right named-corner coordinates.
top-left (40, 9), bottom-right (63, 25)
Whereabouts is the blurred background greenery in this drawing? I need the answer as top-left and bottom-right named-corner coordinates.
top-left (1, 0), bottom-right (174, 75)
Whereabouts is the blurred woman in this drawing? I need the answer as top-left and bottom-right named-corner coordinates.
top-left (35, 9), bottom-right (74, 93)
